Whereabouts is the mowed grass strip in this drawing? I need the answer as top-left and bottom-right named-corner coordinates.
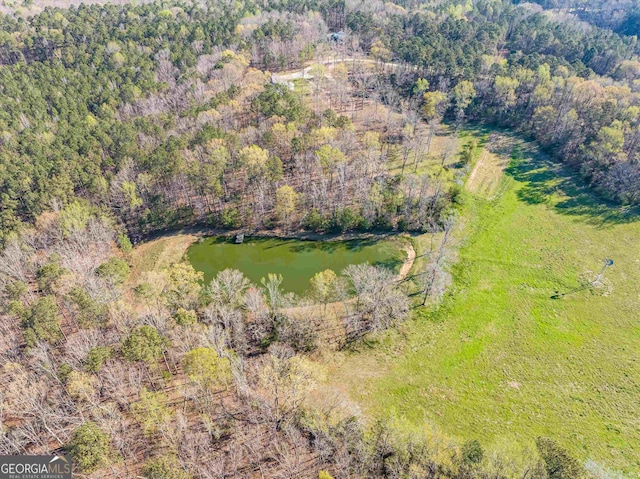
top-left (466, 136), bottom-right (511, 199)
top-left (130, 234), bottom-right (197, 283)
top-left (324, 136), bottom-right (640, 474)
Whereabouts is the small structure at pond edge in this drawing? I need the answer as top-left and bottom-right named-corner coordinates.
top-left (328, 31), bottom-right (346, 43)
top-left (234, 233), bottom-right (244, 244)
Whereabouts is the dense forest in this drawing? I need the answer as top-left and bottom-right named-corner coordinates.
top-left (0, 0), bottom-right (638, 244)
top-left (0, 0), bottom-right (639, 477)
top-left (515, 0), bottom-right (640, 36)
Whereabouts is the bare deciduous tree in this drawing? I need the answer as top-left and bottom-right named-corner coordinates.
top-left (422, 216), bottom-right (455, 305)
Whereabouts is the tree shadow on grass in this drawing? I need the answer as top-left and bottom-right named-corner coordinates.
top-left (505, 143), bottom-right (640, 228)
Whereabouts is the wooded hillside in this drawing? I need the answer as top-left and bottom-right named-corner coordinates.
top-left (0, 0), bottom-right (638, 244)
top-left (0, 0), bottom-right (638, 477)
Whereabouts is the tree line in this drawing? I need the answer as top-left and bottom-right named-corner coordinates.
top-left (352, 0), bottom-right (640, 204)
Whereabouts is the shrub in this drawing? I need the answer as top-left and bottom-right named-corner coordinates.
top-left (449, 183), bottom-right (465, 206)
top-left (121, 326), bottom-right (168, 363)
top-left (97, 257), bottom-right (130, 284)
top-left (117, 233), bottom-right (133, 253)
top-left (173, 308), bottom-right (197, 326)
top-left (460, 139), bottom-right (479, 166)
top-left (182, 347), bottom-right (232, 389)
top-left (134, 282), bottom-right (155, 300)
top-left (536, 437), bottom-right (586, 479)
top-left (21, 295), bottom-right (61, 346)
top-left (37, 258), bottom-right (66, 293)
top-left (66, 422), bottom-right (111, 473)
top-left (85, 346), bottom-right (113, 373)
top-left (131, 388), bottom-right (172, 435)
top-left (221, 207), bottom-right (240, 229)
top-left (5, 280), bottom-right (27, 300)
top-left (68, 287), bottom-right (107, 328)
top-left (303, 209), bottom-right (325, 231)
top-left (143, 456), bottom-right (190, 479)
top-left (461, 439), bottom-right (484, 465)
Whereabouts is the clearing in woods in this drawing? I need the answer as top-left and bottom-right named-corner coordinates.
top-left (129, 233), bottom-right (197, 284)
top-left (466, 133), bottom-right (512, 199)
top-left (322, 132), bottom-right (640, 475)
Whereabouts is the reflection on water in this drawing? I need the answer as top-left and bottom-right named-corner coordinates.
top-left (187, 236), bottom-right (404, 294)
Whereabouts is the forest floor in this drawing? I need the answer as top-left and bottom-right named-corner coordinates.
top-left (321, 129), bottom-right (640, 476)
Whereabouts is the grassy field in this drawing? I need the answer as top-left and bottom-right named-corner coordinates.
top-left (129, 233), bottom-right (197, 284)
top-left (323, 134), bottom-right (640, 475)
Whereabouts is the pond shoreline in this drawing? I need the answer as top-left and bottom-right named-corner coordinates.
top-left (132, 226), bottom-right (417, 294)
top-left (185, 233), bottom-right (416, 294)
top-left (134, 224), bottom-right (415, 245)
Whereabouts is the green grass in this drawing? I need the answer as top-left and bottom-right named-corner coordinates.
top-left (326, 136), bottom-right (640, 475)
top-left (292, 77), bottom-right (311, 95)
top-left (130, 234), bottom-right (196, 283)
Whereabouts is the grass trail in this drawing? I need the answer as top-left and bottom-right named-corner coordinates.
top-left (324, 135), bottom-right (640, 475)
top-left (129, 234), bottom-right (197, 283)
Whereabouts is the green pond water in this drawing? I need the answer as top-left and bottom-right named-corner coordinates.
top-left (187, 236), bottom-right (405, 294)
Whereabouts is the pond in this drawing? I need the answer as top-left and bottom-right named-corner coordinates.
top-left (187, 236), bottom-right (406, 295)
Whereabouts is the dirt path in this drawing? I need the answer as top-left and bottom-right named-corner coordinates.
top-left (272, 56), bottom-right (403, 83)
top-left (466, 134), bottom-right (512, 199)
top-left (466, 155), bottom-right (483, 188)
top-left (397, 242), bottom-right (416, 281)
